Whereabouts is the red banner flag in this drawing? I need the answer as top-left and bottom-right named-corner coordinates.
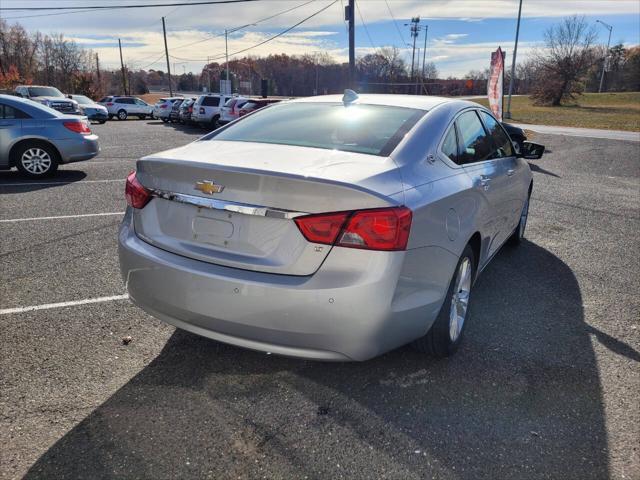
top-left (488, 47), bottom-right (504, 121)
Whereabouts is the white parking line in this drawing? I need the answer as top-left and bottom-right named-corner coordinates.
top-left (0, 212), bottom-right (125, 223)
top-left (0, 294), bottom-right (129, 315)
top-left (0, 179), bottom-right (123, 187)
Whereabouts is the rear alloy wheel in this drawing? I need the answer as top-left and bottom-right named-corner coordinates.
top-left (211, 115), bottom-right (220, 129)
top-left (412, 245), bottom-right (475, 357)
top-left (15, 143), bottom-right (59, 178)
top-left (117, 109), bottom-right (128, 120)
top-left (508, 191), bottom-right (530, 246)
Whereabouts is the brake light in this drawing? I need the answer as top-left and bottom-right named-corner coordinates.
top-left (63, 121), bottom-right (91, 134)
top-left (125, 171), bottom-right (152, 209)
top-left (160, 104), bottom-right (168, 108)
top-left (295, 207), bottom-right (412, 251)
top-left (106, 102), bottom-right (113, 106)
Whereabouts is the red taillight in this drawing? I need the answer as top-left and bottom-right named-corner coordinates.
top-left (63, 121), bottom-right (91, 134)
top-left (106, 102), bottom-right (113, 106)
top-left (295, 207), bottom-right (412, 251)
top-left (160, 104), bottom-right (168, 108)
top-left (125, 171), bottom-right (152, 209)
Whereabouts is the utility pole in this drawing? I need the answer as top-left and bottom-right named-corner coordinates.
top-left (118, 38), bottom-right (127, 95)
top-left (162, 17), bottom-right (173, 96)
top-left (225, 29), bottom-right (230, 93)
top-left (406, 17), bottom-right (420, 94)
top-left (95, 53), bottom-right (101, 85)
top-left (505, 0), bottom-right (522, 119)
top-left (347, 0), bottom-right (355, 89)
top-left (421, 25), bottom-right (428, 77)
top-left (596, 20), bottom-right (613, 93)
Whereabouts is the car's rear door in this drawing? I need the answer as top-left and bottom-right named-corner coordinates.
top-left (456, 109), bottom-right (507, 258)
top-left (478, 111), bottom-right (529, 242)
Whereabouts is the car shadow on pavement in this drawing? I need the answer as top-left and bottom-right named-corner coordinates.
top-left (23, 241), bottom-right (609, 479)
top-left (0, 170), bottom-right (87, 194)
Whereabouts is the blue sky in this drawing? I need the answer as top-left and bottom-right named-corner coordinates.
top-left (2, 0), bottom-right (639, 76)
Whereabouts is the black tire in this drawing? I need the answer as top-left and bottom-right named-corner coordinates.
top-left (161, 117), bottom-right (169, 123)
top-left (117, 109), bottom-right (128, 120)
top-left (98, 120), bottom-right (107, 124)
top-left (210, 115), bottom-right (220, 129)
top-left (508, 189), bottom-right (531, 246)
top-left (14, 141), bottom-right (60, 178)
top-left (108, 114), bottom-right (114, 120)
top-left (412, 244), bottom-right (476, 357)
top-left (138, 114), bottom-right (146, 120)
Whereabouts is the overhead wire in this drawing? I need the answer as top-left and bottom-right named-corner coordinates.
top-left (163, 0), bottom-right (338, 63)
top-left (384, 0), bottom-right (407, 47)
top-left (0, 0), bottom-right (260, 12)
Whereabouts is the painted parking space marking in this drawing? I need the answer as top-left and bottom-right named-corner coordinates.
top-left (0, 212), bottom-right (125, 223)
top-left (0, 294), bottom-right (129, 315)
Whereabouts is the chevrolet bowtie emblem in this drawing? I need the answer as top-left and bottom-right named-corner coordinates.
top-left (195, 180), bottom-right (224, 195)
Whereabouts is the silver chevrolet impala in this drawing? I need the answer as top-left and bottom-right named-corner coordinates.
top-left (118, 92), bottom-right (544, 361)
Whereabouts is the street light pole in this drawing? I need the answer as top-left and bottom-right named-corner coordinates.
top-left (225, 29), bottom-right (230, 94)
top-left (505, 0), bottom-right (522, 120)
top-left (596, 20), bottom-right (613, 93)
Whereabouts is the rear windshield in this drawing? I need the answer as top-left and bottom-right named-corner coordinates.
top-left (202, 96), bottom-right (220, 106)
top-left (207, 102), bottom-right (425, 156)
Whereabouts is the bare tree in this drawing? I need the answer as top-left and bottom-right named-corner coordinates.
top-left (531, 15), bottom-right (598, 105)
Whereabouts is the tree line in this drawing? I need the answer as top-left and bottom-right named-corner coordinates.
top-left (1, 16), bottom-right (638, 105)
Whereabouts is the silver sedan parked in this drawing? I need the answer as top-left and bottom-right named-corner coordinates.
top-left (118, 92), bottom-right (544, 361)
top-left (0, 94), bottom-right (100, 177)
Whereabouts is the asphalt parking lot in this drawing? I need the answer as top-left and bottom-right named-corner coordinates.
top-left (1, 119), bottom-right (638, 480)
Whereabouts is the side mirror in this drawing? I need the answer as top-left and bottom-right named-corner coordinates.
top-left (519, 141), bottom-right (545, 160)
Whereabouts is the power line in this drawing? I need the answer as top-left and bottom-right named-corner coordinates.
top-left (355, 1), bottom-right (376, 50)
top-left (0, 0), bottom-right (259, 11)
top-left (168, 0), bottom-right (317, 52)
top-left (166, 0), bottom-right (338, 63)
top-left (384, 0), bottom-right (406, 46)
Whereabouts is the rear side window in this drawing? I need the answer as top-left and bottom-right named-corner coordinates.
top-left (479, 111), bottom-right (513, 159)
top-left (208, 102), bottom-right (425, 157)
top-left (98, 97), bottom-right (110, 103)
top-left (224, 98), bottom-right (236, 108)
top-left (202, 96), bottom-right (220, 106)
top-left (116, 98), bottom-right (134, 104)
top-left (1, 104), bottom-right (30, 119)
top-left (441, 125), bottom-right (459, 163)
top-left (456, 110), bottom-right (493, 164)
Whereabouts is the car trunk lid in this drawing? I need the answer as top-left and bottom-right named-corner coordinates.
top-left (133, 140), bottom-right (404, 275)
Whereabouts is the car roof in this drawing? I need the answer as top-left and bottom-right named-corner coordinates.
top-left (0, 93), bottom-right (61, 117)
top-left (288, 93), bottom-right (466, 111)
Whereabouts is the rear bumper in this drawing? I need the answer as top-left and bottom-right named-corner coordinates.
top-left (56, 134), bottom-right (100, 163)
top-left (118, 210), bottom-right (453, 361)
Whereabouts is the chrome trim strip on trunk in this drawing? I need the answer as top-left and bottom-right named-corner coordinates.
top-left (150, 189), bottom-right (308, 219)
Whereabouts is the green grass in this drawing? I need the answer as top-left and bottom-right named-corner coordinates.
top-left (472, 92), bottom-right (640, 131)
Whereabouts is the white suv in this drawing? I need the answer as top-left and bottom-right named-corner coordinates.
top-left (152, 97), bottom-right (184, 122)
top-left (191, 93), bottom-right (233, 128)
top-left (98, 96), bottom-right (153, 120)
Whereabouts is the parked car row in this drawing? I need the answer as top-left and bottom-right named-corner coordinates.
top-left (152, 93), bottom-right (283, 130)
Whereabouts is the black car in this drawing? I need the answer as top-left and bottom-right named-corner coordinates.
top-left (178, 98), bottom-right (195, 124)
top-left (501, 122), bottom-right (527, 152)
top-left (169, 98), bottom-right (184, 123)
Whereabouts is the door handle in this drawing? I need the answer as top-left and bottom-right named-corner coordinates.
top-left (507, 169), bottom-right (515, 176)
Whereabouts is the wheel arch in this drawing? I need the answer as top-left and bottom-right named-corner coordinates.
top-left (9, 138), bottom-right (62, 167)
